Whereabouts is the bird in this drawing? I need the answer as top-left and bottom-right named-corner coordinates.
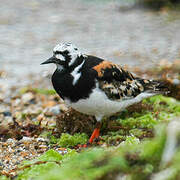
top-left (41, 42), bottom-right (168, 144)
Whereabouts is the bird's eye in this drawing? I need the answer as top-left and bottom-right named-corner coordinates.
top-left (74, 48), bottom-right (78, 50)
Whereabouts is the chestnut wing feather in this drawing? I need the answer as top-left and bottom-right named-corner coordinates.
top-left (93, 61), bottom-right (145, 101)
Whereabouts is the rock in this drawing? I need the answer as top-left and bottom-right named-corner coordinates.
top-left (22, 92), bottom-right (34, 104)
top-left (59, 103), bottom-right (68, 112)
top-left (6, 138), bottom-right (15, 143)
top-left (37, 114), bottom-right (44, 121)
top-left (13, 98), bottom-right (21, 106)
top-left (4, 116), bottom-right (13, 125)
top-left (0, 93), bottom-right (4, 102)
top-left (172, 79), bottom-right (180, 85)
top-left (36, 137), bottom-right (48, 142)
top-left (0, 105), bottom-right (7, 113)
top-left (49, 105), bottom-right (61, 115)
top-left (22, 106), bottom-right (42, 115)
top-left (42, 101), bottom-right (57, 108)
top-left (20, 136), bottom-right (34, 142)
top-left (3, 97), bottom-right (11, 104)
top-left (2, 111), bottom-right (11, 117)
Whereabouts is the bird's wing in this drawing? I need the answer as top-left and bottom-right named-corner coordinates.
top-left (92, 60), bottom-right (150, 101)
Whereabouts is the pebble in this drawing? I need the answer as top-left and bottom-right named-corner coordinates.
top-left (0, 94), bottom-right (4, 101)
top-left (13, 98), bottom-right (21, 106)
top-left (172, 79), bottom-right (180, 85)
top-left (49, 105), bottom-right (61, 115)
top-left (59, 103), bottom-right (68, 112)
top-left (36, 137), bottom-right (48, 142)
top-left (3, 116), bottom-right (13, 125)
top-left (20, 136), bottom-right (34, 142)
top-left (22, 92), bottom-right (34, 104)
top-left (3, 97), bottom-right (11, 104)
top-left (6, 138), bottom-right (15, 143)
top-left (2, 111), bottom-right (11, 117)
top-left (0, 136), bottom-right (68, 177)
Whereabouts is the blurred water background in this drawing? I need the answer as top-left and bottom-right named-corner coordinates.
top-left (0, 0), bottom-right (180, 86)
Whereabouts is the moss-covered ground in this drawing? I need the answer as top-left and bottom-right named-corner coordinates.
top-left (1, 94), bottom-right (179, 180)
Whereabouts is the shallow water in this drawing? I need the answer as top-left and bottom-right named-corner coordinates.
top-left (0, 0), bottom-right (180, 86)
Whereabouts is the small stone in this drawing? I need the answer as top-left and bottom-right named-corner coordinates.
top-left (59, 103), bottom-right (68, 112)
top-left (29, 98), bottom-right (36, 104)
top-left (3, 97), bottom-right (11, 104)
top-left (37, 114), bottom-right (44, 121)
top-left (3, 111), bottom-right (11, 117)
top-left (22, 92), bottom-right (34, 104)
top-left (16, 147), bottom-right (24, 152)
top-left (37, 137), bottom-right (47, 142)
top-left (172, 79), bottom-right (180, 85)
top-left (6, 138), bottom-right (15, 143)
top-left (49, 105), bottom-right (61, 115)
top-left (43, 101), bottom-right (57, 108)
top-left (0, 162), bottom-right (3, 170)
top-left (20, 136), bottom-right (34, 142)
top-left (4, 116), bottom-right (13, 125)
top-left (13, 99), bottom-right (21, 106)
top-left (38, 144), bottom-right (48, 149)
top-left (0, 94), bottom-right (4, 101)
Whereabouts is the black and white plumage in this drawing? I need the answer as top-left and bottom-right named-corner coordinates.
top-left (41, 42), bottom-right (168, 143)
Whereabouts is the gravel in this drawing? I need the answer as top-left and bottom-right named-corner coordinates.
top-left (0, 137), bottom-right (68, 177)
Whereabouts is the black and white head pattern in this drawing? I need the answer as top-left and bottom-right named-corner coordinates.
top-left (53, 43), bottom-right (86, 67)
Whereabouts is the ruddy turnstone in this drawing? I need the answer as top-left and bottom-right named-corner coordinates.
top-left (41, 43), bottom-right (168, 144)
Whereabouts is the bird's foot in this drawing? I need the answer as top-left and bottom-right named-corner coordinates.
top-left (74, 139), bottom-right (101, 149)
top-left (89, 127), bottom-right (100, 144)
top-left (74, 143), bottom-right (91, 149)
top-left (73, 122), bottom-right (102, 149)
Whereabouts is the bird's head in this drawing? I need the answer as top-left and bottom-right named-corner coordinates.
top-left (41, 43), bottom-right (85, 69)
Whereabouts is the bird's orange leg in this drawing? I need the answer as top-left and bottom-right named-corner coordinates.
top-left (89, 122), bottom-right (101, 144)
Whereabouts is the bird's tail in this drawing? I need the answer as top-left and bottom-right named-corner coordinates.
top-left (136, 78), bottom-right (170, 95)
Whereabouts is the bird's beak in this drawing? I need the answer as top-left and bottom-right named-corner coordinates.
top-left (41, 56), bottom-right (57, 65)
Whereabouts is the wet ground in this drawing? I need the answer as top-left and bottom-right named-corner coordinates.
top-left (0, 0), bottom-right (180, 87)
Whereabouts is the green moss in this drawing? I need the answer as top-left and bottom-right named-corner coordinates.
top-left (143, 95), bottom-right (179, 108)
top-left (140, 125), bottom-right (167, 166)
top-left (16, 149), bottom-right (77, 180)
top-left (102, 133), bottom-right (125, 145)
top-left (121, 135), bottom-right (140, 146)
top-left (170, 150), bottom-right (180, 179)
top-left (102, 95), bottom-right (179, 145)
top-left (20, 87), bottom-right (56, 95)
top-left (129, 128), bottom-right (145, 137)
top-left (15, 119), bottom-right (180, 180)
top-left (40, 131), bottom-right (89, 148)
top-left (50, 135), bottom-right (59, 144)
top-left (33, 88), bottom-right (56, 95)
top-left (21, 149), bottom-right (63, 167)
top-left (37, 149), bottom-right (63, 162)
top-left (16, 162), bottom-right (60, 180)
top-left (38, 148), bottom-right (128, 180)
top-left (36, 125), bottom-right (167, 180)
top-left (117, 113), bottom-right (157, 129)
top-left (0, 176), bottom-right (10, 180)
top-left (57, 133), bottom-right (88, 148)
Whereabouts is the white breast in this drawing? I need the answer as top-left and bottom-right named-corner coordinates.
top-left (65, 84), bottom-right (155, 121)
